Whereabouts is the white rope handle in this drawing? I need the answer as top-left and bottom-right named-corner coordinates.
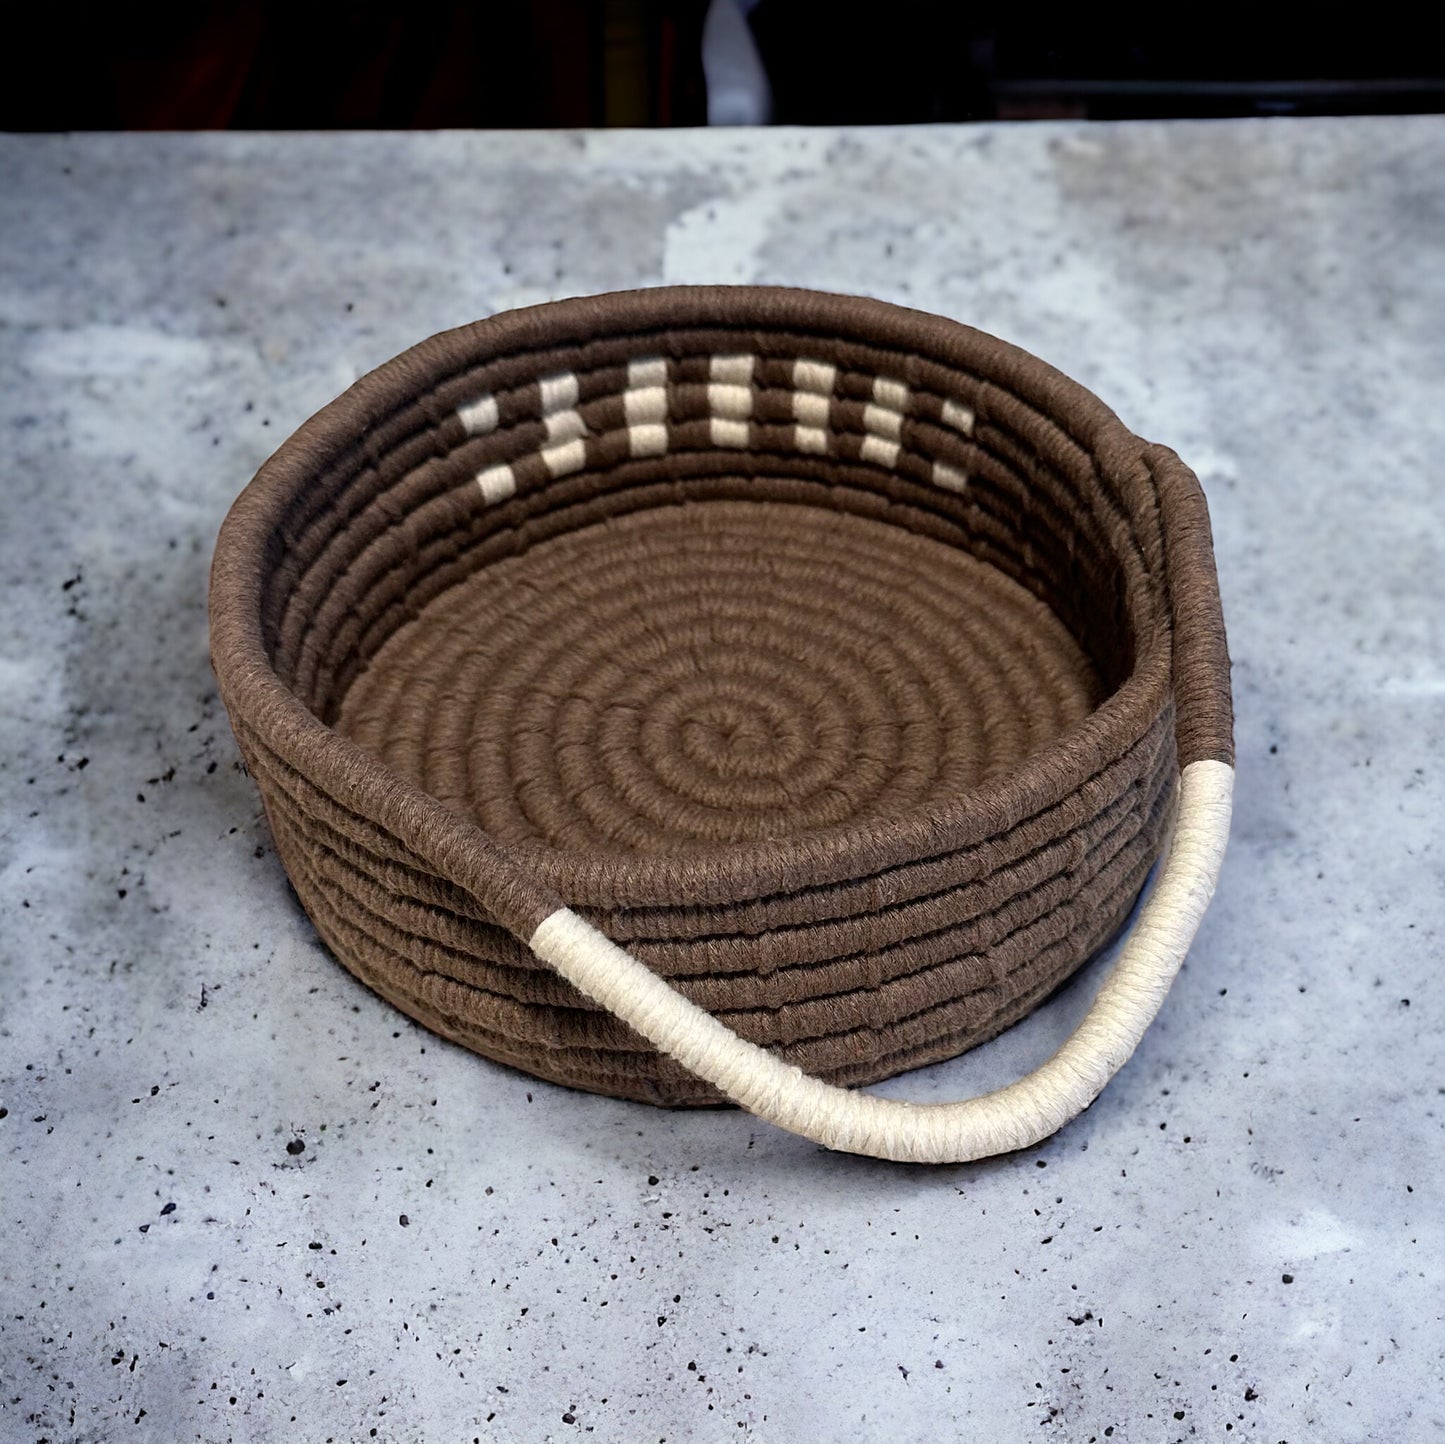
top-left (530, 760), bottom-right (1233, 1163)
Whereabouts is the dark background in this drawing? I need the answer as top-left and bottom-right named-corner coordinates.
top-left (3, 1), bottom-right (1442, 131)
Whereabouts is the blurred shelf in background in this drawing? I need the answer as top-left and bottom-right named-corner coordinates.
top-left (0, 1), bottom-right (708, 131)
top-left (1, 2), bottom-right (1439, 131)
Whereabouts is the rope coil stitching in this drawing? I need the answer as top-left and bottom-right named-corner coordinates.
top-left (210, 286), bottom-right (1233, 1158)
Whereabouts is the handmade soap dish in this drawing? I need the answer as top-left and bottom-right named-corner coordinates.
top-left (209, 286), bottom-right (1232, 1162)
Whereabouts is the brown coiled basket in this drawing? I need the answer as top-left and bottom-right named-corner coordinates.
top-left (210, 286), bottom-right (1233, 1163)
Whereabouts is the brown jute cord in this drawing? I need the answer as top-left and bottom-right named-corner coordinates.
top-left (210, 286), bottom-right (1232, 1146)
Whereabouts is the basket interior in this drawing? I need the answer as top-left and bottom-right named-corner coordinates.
top-left (259, 321), bottom-right (1157, 864)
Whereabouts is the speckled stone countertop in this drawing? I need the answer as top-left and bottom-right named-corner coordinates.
top-left (2, 119), bottom-right (1441, 1442)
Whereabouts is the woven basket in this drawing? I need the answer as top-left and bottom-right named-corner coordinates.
top-left (210, 286), bottom-right (1233, 1163)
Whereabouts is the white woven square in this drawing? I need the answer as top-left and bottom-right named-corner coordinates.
top-left (793, 391), bottom-right (830, 427)
top-left (942, 397), bottom-right (975, 436)
top-left (457, 394), bottom-right (499, 436)
top-left (624, 385), bottom-right (668, 424)
top-left (873, 376), bottom-right (908, 412)
top-left (710, 418), bottom-right (750, 448)
top-left (628, 356), bottom-right (668, 388)
top-left (860, 434), bottom-right (900, 468)
top-left (862, 402), bottom-right (903, 441)
top-left (541, 439), bottom-right (586, 477)
top-left (544, 409), bottom-right (587, 443)
top-left (792, 358), bottom-right (836, 395)
top-left (708, 382), bottom-right (753, 421)
top-left (476, 461), bottom-right (516, 504)
top-left (629, 423), bottom-right (668, 457)
top-left (933, 461), bottom-right (969, 492)
top-left (540, 372), bottom-right (580, 414)
top-left (710, 353), bottom-right (755, 385)
top-left (795, 425), bottom-right (828, 454)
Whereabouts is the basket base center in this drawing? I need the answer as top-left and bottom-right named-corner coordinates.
top-left (335, 499), bottom-right (1103, 856)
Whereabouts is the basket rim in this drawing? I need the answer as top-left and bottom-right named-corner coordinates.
top-left (210, 285), bottom-right (1219, 915)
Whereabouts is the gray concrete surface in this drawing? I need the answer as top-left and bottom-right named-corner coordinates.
top-left (1, 119), bottom-right (1441, 1442)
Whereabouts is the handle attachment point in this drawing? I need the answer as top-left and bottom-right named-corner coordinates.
top-left (531, 760), bottom-right (1233, 1163)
